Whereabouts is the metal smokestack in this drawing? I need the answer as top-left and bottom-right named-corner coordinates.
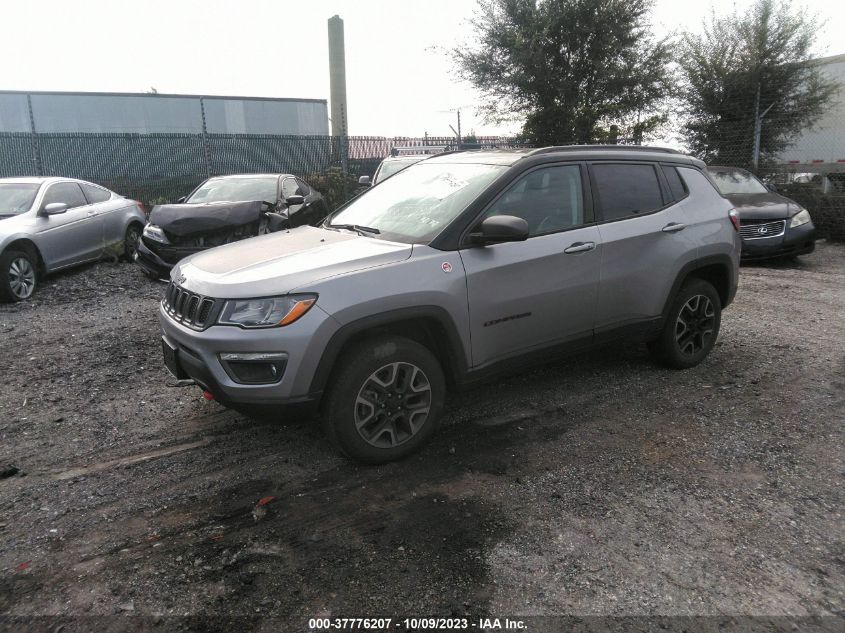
top-left (327, 15), bottom-right (348, 137)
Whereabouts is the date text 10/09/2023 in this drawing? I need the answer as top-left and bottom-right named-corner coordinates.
top-left (308, 618), bottom-right (528, 631)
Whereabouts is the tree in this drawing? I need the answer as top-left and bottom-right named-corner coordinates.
top-left (677, 0), bottom-right (838, 168)
top-left (453, 0), bottom-right (672, 145)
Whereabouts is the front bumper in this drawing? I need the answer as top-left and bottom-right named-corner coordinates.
top-left (741, 221), bottom-right (816, 261)
top-left (136, 237), bottom-right (209, 278)
top-left (158, 300), bottom-right (338, 407)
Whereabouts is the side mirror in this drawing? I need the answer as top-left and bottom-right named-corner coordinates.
top-left (176, 196), bottom-right (187, 203)
top-left (43, 202), bottom-right (68, 215)
top-left (358, 175), bottom-right (371, 186)
top-left (285, 195), bottom-right (305, 206)
top-left (469, 215), bottom-right (529, 245)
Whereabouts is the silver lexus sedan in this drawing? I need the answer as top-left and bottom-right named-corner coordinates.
top-left (0, 177), bottom-right (147, 302)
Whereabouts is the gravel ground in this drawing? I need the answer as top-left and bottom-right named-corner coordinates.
top-left (0, 243), bottom-right (843, 630)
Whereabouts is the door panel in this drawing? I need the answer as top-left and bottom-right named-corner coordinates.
top-left (591, 163), bottom-right (700, 330)
top-left (458, 163), bottom-right (599, 368)
top-left (34, 182), bottom-right (104, 269)
top-left (460, 227), bottom-right (601, 367)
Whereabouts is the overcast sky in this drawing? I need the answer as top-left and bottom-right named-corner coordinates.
top-left (3, 0), bottom-right (842, 137)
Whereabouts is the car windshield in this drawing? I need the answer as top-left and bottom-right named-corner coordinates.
top-left (186, 177), bottom-right (277, 204)
top-left (329, 162), bottom-right (505, 243)
top-left (708, 168), bottom-right (768, 195)
top-left (375, 158), bottom-right (423, 182)
top-left (0, 183), bottom-right (40, 216)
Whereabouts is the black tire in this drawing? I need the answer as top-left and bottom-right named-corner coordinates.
top-left (323, 335), bottom-right (446, 463)
top-left (649, 278), bottom-right (721, 369)
top-left (0, 249), bottom-right (38, 303)
top-left (123, 224), bottom-right (142, 262)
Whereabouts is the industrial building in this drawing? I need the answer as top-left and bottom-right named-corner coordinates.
top-left (0, 90), bottom-right (329, 136)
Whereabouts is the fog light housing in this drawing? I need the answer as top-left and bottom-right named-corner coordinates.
top-left (219, 352), bottom-right (287, 384)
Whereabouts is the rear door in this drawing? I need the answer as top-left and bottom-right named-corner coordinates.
top-left (34, 181), bottom-right (103, 269)
top-left (80, 182), bottom-right (124, 247)
top-left (590, 162), bottom-right (699, 333)
top-left (459, 163), bottom-right (601, 368)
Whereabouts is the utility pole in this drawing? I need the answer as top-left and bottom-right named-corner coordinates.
top-left (752, 83), bottom-right (774, 171)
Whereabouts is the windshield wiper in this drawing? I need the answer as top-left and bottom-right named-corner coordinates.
top-left (327, 223), bottom-right (381, 236)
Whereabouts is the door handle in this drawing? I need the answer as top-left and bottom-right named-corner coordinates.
top-left (564, 241), bottom-right (596, 254)
top-left (661, 222), bottom-right (686, 233)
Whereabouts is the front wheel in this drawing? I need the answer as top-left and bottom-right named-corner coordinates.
top-left (0, 249), bottom-right (38, 303)
top-left (323, 336), bottom-right (446, 463)
top-left (649, 279), bottom-right (722, 369)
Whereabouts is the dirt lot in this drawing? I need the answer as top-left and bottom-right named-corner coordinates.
top-left (1, 243), bottom-right (843, 630)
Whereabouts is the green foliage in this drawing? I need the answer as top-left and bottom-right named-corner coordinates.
top-left (453, 0), bottom-right (672, 145)
top-left (678, 0), bottom-right (839, 167)
top-left (307, 167), bottom-right (360, 211)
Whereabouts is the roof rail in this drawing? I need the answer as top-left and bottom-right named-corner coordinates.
top-left (527, 145), bottom-right (683, 156)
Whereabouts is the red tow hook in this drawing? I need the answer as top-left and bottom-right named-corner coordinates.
top-left (202, 390), bottom-right (215, 401)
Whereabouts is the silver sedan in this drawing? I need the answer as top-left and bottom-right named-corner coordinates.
top-left (0, 177), bottom-right (146, 301)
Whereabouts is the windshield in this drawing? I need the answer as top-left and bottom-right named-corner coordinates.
top-left (0, 183), bottom-right (40, 216)
top-left (329, 162), bottom-right (506, 243)
top-left (375, 158), bottom-right (423, 183)
top-left (708, 168), bottom-right (768, 195)
top-left (187, 177), bottom-right (278, 204)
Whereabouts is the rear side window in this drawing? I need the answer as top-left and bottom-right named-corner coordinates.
top-left (40, 182), bottom-right (87, 210)
top-left (662, 165), bottom-right (688, 201)
top-left (592, 163), bottom-right (664, 221)
top-left (81, 183), bottom-right (111, 204)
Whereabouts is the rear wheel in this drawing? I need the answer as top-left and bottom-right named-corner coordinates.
top-left (649, 279), bottom-right (721, 369)
top-left (323, 336), bottom-right (446, 463)
top-left (0, 249), bottom-right (38, 303)
top-left (123, 224), bottom-right (142, 262)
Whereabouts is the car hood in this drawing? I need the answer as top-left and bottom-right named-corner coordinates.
top-left (724, 192), bottom-right (794, 220)
top-left (175, 225), bottom-right (413, 298)
top-left (150, 200), bottom-right (264, 237)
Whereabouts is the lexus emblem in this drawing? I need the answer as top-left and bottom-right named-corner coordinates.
top-left (758, 226), bottom-right (768, 235)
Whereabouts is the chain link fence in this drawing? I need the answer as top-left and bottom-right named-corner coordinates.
top-left (1, 128), bottom-right (841, 239)
top-left (0, 132), bottom-right (528, 209)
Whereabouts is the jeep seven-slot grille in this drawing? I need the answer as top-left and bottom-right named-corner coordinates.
top-left (739, 219), bottom-right (786, 240)
top-left (163, 282), bottom-right (218, 330)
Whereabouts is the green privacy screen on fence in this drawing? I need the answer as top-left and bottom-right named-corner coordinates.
top-left (0, 132), bottom-right (527, 207)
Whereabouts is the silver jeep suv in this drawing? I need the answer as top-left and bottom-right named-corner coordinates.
top-left (159, 147), bottom-right (740, 462)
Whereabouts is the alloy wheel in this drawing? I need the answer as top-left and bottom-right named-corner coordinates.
top-left (675, 294), bottom-right (715, 356)
top-left (9, 257), bottom-right (35, 299)
top-left (126, 227), bottom-right (141, 259)
top-left (354, 362), bottom-right (433, 449)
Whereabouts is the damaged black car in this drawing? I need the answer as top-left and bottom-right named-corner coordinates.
top-left (135, 173), bottom-right (327, 278)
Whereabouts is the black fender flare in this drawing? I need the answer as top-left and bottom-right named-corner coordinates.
top-left (308, 306), bottom-right (469, 397)
top-left (661, 254), bottom-right (737, 324)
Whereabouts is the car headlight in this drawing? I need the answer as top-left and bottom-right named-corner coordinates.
top-left (218, 294), bottom-right (317, 328)
top-left (789, 208), bottom-right (811, 228)
top-left (143, 224), bottom-right (168, 243)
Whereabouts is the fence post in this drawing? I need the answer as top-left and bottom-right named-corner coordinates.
top-left (199, 97), bottom-right (211, 177)
top-left (26, 94), bottom-right (42, 176)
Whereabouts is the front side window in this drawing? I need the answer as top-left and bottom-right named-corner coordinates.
top-left (187, 177), bottom-right (278, 205)
top-left (41, 182), bottom-right (87, 210)
top-left (592, 163), bottom-right (664, 221)
top-left (707, 167), bottom-right (768, 195)
top-left (481, 164), bottom-right (585, 236)
top-left (295, 178), bottom-right (311, 196)
top-left (329, 162), bottom-right (506, 243)
top-left (0, 183), bottom-right (40, 216)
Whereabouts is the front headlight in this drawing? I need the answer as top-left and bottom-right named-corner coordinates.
top-left (789, 208), bottom-right (811, 228)
top-left (143, 224), bottom-right (168, 243)
top-left (218, 294), bottom-right (317, 328)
